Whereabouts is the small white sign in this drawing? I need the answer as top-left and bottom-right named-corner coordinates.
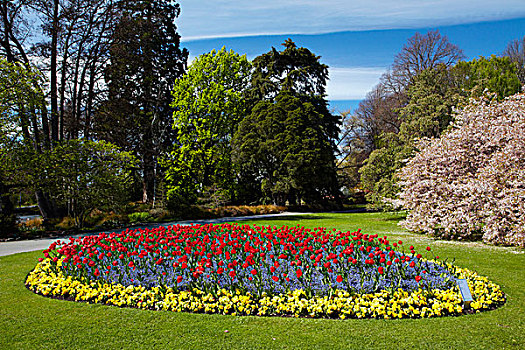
top-left (456, 279), bottom-right (474, 306)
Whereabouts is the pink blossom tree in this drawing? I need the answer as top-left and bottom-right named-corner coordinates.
top-left (397, 92), bottom-right (525, 247)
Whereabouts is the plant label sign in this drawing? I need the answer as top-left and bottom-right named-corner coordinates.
top-left (456, 279), bottom-right (473, 306)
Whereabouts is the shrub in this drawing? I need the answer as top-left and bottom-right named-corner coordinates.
top-left (31, 140), bottom-right (136, 228)
top-left (397, 92), bottom-right (525, 247)
top-left (0, 212), bottom-right (18, 238)
top-left (18, 217), bottom-right (43, 231)
top-left (128, 212), bottom-right (152, 224)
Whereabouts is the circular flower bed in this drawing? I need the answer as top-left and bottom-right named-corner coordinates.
top-left (25, 223), bottom-right (505, 319)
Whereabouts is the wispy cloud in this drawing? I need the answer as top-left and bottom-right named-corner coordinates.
top-left (178, 0), bottom-right (525, 41)
top-left (327, 67), bottom-right (386, 100)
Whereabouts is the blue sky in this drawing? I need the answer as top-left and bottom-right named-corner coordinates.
top-left (176, 1), bottom-right (525, 112)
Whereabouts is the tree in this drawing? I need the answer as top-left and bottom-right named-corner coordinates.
top-left (248, 38), bottom-right (329, 102)
top-left (233, 40), bottom-right (340, 206)
top-left (0, 59), bottom-right (47, 233)
top-left (31, 140), bottom-right (136, 228)
top-left (247, 39), bottom-right (339, 145)
top-left (359, 66), bottom-right (461, 208)
top-left (390, 29), bottom-right (464, 89)
top-left (358, 52), bottom-right (522, 208)
top-left (165, 47), bottom-right (251, 205)
top-left (397, 92), bottom-right (525, 248)
top-left (234, 92), bottom-right (340, 205)
top-left (504, 36), bottom-right (525, 84)
top-left (336, 84), bottom-right (405, 194)
top-left (95, 0), bottom-right (188, 204)
top-left (453, 55), bottom-right (522, 100)
top-left (337, 30), bottom-right (464, 207)
top-left (6, 0), bottom-right (120, 142)
top-left (1, 0), bottom-right (120, 219)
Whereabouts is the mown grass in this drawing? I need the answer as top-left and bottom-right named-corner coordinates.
top-left (1, 212), bottom-right (523, 349)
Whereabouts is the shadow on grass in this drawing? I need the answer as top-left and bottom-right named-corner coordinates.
top-left (126, 214), bottom-right (326, 232)
top-left (236, 215), bottom-right (325, 224)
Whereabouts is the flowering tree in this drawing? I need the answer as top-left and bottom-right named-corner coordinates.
top-left (397, 92), bottom-right (525, 247)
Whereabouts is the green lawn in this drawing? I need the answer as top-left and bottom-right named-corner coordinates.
top-left (1, 212), bottom-right (523, 349)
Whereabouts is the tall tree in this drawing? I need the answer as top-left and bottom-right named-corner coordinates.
top-left (95, 0), bottom-right (188, 204)
top-left (360, 66), bottom-right (461, 208)
top-left (249, 38), bottom-right (329, 101)
top-left (336, 30), bottom-right (463, 208)
top-left (337, 30), bottom-right (464, 198)
top-left (26, 0), bottom-right (118, 142)
top-left (0, 0), bottom-right (119, 219)
top-left (234, 40), bottom-right (340, 206)
top-left (165, 47), bottom-right (251, 205)
top-left (389, 29), bottom-right (464, 89)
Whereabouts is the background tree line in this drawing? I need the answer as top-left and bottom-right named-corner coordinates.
top-left (338, 30), bottom-right (524, 209)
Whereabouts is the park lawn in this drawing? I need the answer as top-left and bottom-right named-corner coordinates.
top-left (0, 212), bottom-right (523, 350)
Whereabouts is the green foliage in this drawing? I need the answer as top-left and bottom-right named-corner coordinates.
top-left (165, 48), bottom-right (251, 204)
top-left (0, 60), bottom-right (45, 234)
top-left (234, 92), bottom-right (340, 205)
top-left (233, 40), bottom-right (340, 206)
top-left (360, 140), bottom-right (406, 209)
top-left (453, 55), bottom-right (522, 100)
top-left (248, 39), bottom-right (329, 101)
top-left (0, 60), bottom-right (44, 141)
top-left (30, 140), bottom-right (137, 228)
top-left (95, 0), bottom-right (188, 203)
top-left (128, 212), bottom-right (152, 224)
top-left (398, 66), bottom-right (462, 141)
top-left (360, 56), bottom-right (522, 208)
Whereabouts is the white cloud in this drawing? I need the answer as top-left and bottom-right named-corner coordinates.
top-left (178, 0), bottom-right (525, 41)
top-left (326, 67), bottom-right (386, 100)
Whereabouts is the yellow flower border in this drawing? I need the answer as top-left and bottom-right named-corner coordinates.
top-left (25, 259), bottom-right (505, 319)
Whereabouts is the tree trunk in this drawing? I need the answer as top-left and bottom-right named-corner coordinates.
top-left (35, 189), bottom-right (61, 220)
top-left (50, 0), bottom-right (60, 143)
top-left (141, 123), bottom-right (156, 203)
top-left (142, 144), bottom-right (155, 203)
top-left (0, 179), bottom-right (17, 236)
top-left (0, 180), bottom-right (14, 215)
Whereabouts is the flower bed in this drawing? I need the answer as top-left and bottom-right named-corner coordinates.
top-left (25, 223), bottom-right (505, 319)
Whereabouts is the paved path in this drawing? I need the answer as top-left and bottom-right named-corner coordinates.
top-left (0, 212), bottom-right (313, 257)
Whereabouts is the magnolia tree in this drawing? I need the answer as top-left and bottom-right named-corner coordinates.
top-left (397, 92), bottom-right (525, 247)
